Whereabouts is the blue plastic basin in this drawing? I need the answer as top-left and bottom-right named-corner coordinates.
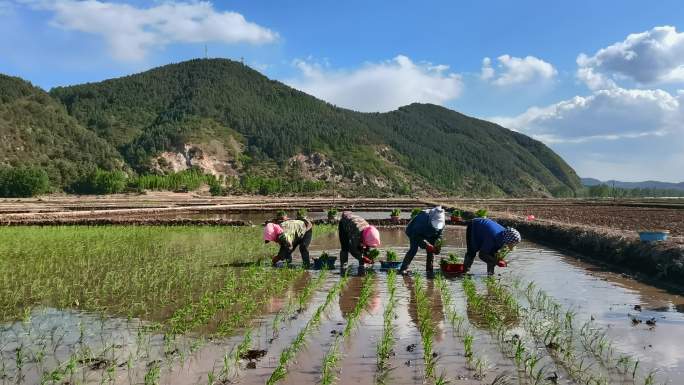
top-left (313, 257), bottom-right (337, 270)
top-left (638, 231), bottom-right (670, 242)
top-left (380, 261), bottom-right (402, 270)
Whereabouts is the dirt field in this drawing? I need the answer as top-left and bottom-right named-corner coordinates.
top-left (429, 198), bottom-right (684, 245)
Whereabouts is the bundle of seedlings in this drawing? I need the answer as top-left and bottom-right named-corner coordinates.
top-left (380, 249), bottom-right (401, 269)
top-left (440, 253), bottom-right (465, 274)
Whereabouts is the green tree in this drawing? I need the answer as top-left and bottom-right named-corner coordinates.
top-left (0, 166), bottom-right (50, 197)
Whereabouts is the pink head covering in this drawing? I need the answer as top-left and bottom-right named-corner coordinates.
top-left (361, 226), bottom-right (381, 247)
top-left (264, 223), bottom-right (284, 242)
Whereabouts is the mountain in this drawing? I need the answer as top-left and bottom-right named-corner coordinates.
top-left (4, 59), bottom-right (582, 196)
top-left (581, 178), bottom-right (684, 191)
top-left (0, 74), bottom-right (123, 189)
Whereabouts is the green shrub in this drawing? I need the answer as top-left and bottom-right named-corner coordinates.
top-left (131, 169), bottom-right (215, 192)
top-left (70, 169), bottom-right (127, 195)
top-left (390, 208), bottom-right (401, 217)
top-left (475, 209), bottom-right (488, 218)
top-left (410, 208), bottom-right (422, 219)
top-left (0, 166), bottom-right (50, 197)
top-left (209, 181), bottom-right (224, 196)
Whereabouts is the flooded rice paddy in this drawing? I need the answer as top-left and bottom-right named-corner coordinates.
top-left (1, 217), bottom-right (684, 385)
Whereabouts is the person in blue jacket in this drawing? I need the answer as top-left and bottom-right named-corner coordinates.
top-left (399, 206), bottom-right (445, 274)
top-left (464, 218), bottom-right (521, 275)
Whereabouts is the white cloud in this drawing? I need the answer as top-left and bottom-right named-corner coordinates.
top-left (491, 87), bottom-right (681, 143)
top-left (577, 25), bottom-right (684, 89)
top-left (480, 57), bottom-right (494, 80)
top-left (481, 54), bottom-right (557, 86)
top-left (287, 55), bottom-right (463, 112)
top-left (21, 0), bottom-right (277, 61)
top-left (490, 87), bottom-right (684, 181)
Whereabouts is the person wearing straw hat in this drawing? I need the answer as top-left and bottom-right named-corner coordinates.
top-left (264, 218), bottom-right (314, 268)
top-left (463, 218), bottom-right (521, 275)
top-left (338, 211), bottom-right (381, 275)
top-left (399, 206), bottom-right (445, 275)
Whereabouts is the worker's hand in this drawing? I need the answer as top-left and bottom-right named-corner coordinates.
top-left (497, 260), bottom-right (507, 268)
top-left (362, 256), bottom-right (373, 265)
top-left (425, 242), bottom-right (436, 254)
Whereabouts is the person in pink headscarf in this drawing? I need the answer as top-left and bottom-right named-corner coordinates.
top-left (264, 218), bottom-right (314, 268)
top-left (338, 211), bottom-right (381, 275)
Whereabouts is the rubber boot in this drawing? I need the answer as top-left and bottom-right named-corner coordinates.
top-left (357, 264), bottom-right (366, 276)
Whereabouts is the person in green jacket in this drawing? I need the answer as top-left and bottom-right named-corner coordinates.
top-left (264, 218), bottom-right (314, 268)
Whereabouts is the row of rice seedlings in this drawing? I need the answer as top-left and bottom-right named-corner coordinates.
top-left (434, 274), bottom-right (488, 379)
top-left (515, 279), bottom-right (660, 385)
top-left (0, 225), bottom-right (337, 322)
top-left (213, 328), bottom-right (254, 383)
top-left (320, 273), bottom-right (375, 385)
top-left (168, 264), bottom-right (302, 335)
top-left (266, 275), bottom-right (350, 385)
top-left (376, 270), bottom-right (398, 384)
top-left (272, 271), bottom-right (329, 339)
top-left (412, 274), bottom-right (438, 380)
top-left (462, 277), bottom-right (551, 384)
top-left (0, 226), bottom-right (337, 385)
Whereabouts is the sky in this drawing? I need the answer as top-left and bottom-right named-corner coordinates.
top-left (1, 0), bottom-right (684, 182)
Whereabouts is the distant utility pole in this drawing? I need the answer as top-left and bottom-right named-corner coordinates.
top-left (240, 56), bottom-right (245, 65)
top-left (204, 45), bottom-right (208, 59)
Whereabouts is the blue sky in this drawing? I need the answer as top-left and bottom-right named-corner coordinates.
top-left (2, 0), bottom-right (684, 182)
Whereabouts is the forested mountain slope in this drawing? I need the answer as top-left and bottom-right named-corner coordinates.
top-left (4, 59), bottom-right (581, 196)
top-left (0, 75), bottom-right (123, 188)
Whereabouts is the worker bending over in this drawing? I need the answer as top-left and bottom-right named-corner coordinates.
top-left (264, 218), bottom-right (314, 268)
top-left (338, 211), bottom-right (381, 275)
top-left (464, 218), bottom-right (521, 275)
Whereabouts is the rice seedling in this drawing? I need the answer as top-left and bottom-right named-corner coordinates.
top-left (266, 275), bottom-right (350, 385)
top-left (376, 270), bottom-right (398, 379)
top-left (320, 336), bottom-right (342, 385)
top-left (0, 225), bottom-right (332, 322)
top-left (0, 225), bottom-right (338, 385)
top-left (434, 273), bottom-right (486, 374)
top-left (320, 273), bottom-right (375, 385)
top-left (509, 276), bottom-right (665, 385)
top-left (413, 274), bottom-right (437, 380)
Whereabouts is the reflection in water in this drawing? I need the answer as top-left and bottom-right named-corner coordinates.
top-left (401, 275), bottom-right (445, 342)
top-left (315, 227), bottom-right (684, 381)
top-left (338, 275), bottom-right (381, 320)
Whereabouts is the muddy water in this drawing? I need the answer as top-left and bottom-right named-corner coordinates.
top-left (5, 225), bottom-right (684, 384)
top-left (503, 244), bottom-right (684, 383)
top-left (307, 227), bottom-right (684, 384)
top-left (152, 209), bottom-right (418, 223)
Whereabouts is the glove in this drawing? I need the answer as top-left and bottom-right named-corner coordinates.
top-left (271, 255), bottom-right (281, 265)
top-left (425, 243), bottom-right (436, 254)
top-left (497, 260), bottom-right (507, 267)
top-left (362, 256), bottom-right (373, 265)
